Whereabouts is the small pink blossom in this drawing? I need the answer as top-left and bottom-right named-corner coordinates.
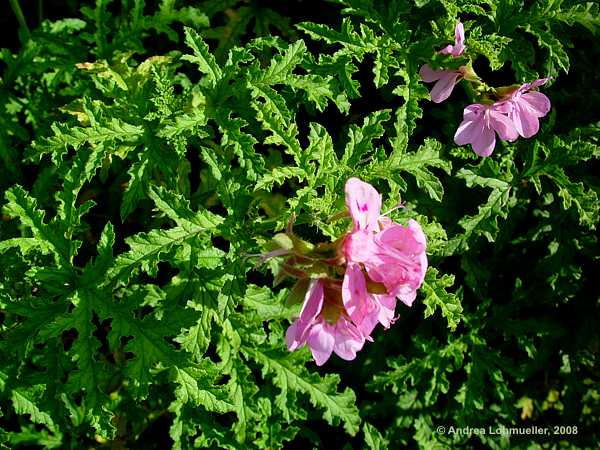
top-left (285, 279), bottom-right (365, 366)
top-left (454, 103), bottom-right (519, 157)
top-left (420, 21), bottom-right (467, 103)
top-left (440, 22), bottom-right (466, 57)
top-left (499, 78), bottom-right (552, 138)
top-left (454, 78), bottom-right (551, 157)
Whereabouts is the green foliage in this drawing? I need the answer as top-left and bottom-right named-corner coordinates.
top-left (1, 0), bottom-right (599, 448)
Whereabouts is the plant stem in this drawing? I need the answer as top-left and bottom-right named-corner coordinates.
top-left (9, 0), bottom-right (31, 41)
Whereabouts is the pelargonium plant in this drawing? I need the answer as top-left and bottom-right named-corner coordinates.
top-left (2, 0), bottom-right (599, 448)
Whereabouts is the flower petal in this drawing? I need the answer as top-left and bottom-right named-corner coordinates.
top-left (397, 286), bottom-right (417, 307)
top-left (521, 92), bottom-right (551, 117)
top-left (344, 178), bottom-right (382, 231)
top-left (454, 104), bottom-right (486, 146)
top-left (438, 44), bottom-right (454, 56)
top-left (523, 77), bottom-right (551, 91)
top-left (291, 279), bottom-right (324, 343)
top-left (333, 318), bottom-right (365, 361)
top-left (343, 230), bottom-right (378, 264)
top-left (439, 22), bottom-right (466, 57)
top-left (377, 224), bottom-right (424, 255)
top-left (463, 104), bottom-right (485, 120)
top-left (471, 121), bottom-right (496, 157)
top-left (307, 321), bottom-right (335, 366)
top-left (489, 108), bottom-right (519, 142)
top-left (342, 263), bottom-right (380, 336)
top-left (454, 118), bottom-right (481, 146)
top-left (454, 22), bottom-right (466, 55)
top-left (285, 321), bottom-right (302, 351)
top-left (430, 71), bottom-right (461, 103)
top-left (407, 219), bottom-right (428, 285)
top-left (299, 279), bottom-right (324, 323)
top-left (342, 263), bottom-right (368, 320)
top-left (510, 102), bottom-right (540, 138)
top-left (374, 293), bottom-right (397, 327)
top-left (419, 64), bottom-right (444, 82)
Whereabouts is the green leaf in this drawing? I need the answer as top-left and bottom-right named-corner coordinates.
top-left (28, 119), bottom-right (144, 164)
top-left (306, 122), bottom-right (337, 185)
top-left (172, 365), bottom-right (233, 413)
top-left (255, 166), bottom-right (306, 192)
top-left (525, 25), bottom-right (570, 73)
top-left (304, 52), bottom-right (360, 101)
top-left (3, 186), bottom-right (69, 264)
top-left (148, 185), bottom-right (224, 229)
top-left (242, 285), bottom-right (288, 320)
top-left (444, 169), bottom-right (513, 255)
top-left (174, 309), bottom-right (214, 360)
top-left (285, 74), bottom-right (338, 112)
top-left (121, 152), bottom-right (150, 221)
top-left (393, 62), bottom-right (429, 135)
top-left (556, 2), bottom-right (600, 34)
top-left (535, 168), bottom-right (599, 228)
top-left (297, 18), bottom-right (370, 55)
top-left (468, 27), bottom-right (512, 70)
top-left (215, 114), bottom-right (261, 181)
top-left (182, 27), bottom-right (222, 86)
top-left (244, 346), bottom-right (361, 436)
top-left (250, 84), bottom-right (302, 163)
top-left (386, 136), bottom-right (452, 201)
top-left (342, 109), bottom-right (390, 165)
top-left (105, 221), bottom-right (220, 287)
top-left (10, 386), bottom-right (56, 431)
top-left (523, 139), bottom-right (599, 228)
top-left (257, 40), bottom-right (306, 84)
top-left (64, 293), bottom-right (107, 412)
top-left (55, 145), bottom-right (108, 243)
top-left (157, 110), bottom-right (209, 140)
top-left (363, 422), bottom-right (388, 450)
top-left (370, 336), bottom-right (467, 405)
top-left (421, 268), bottom-right (463, 331)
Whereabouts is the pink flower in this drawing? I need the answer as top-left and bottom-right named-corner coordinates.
top-left (283, 179), bottom-right (428, 364)
top-left (285, 279), bottom-right (365, 366)
top-left (341, 178), bottom-right (428, 336)
top-left (500, 78), bottom-right (551, 138)
top-left (440, 22), bottom-right (466, 57)
top-left (454, 103), bottom-right (519, 157)
top-left (420, 22), bottom-right (467, 103)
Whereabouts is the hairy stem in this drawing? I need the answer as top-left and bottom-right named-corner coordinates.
top-left (9, 0), bottom-right (31, 40)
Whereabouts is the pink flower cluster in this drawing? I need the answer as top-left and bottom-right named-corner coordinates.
top-left (285, 178), bottom-right (427, 365)
top-left (420, 22), bottom-right (552, 157)
top-left (454, 79), bottom-right (551, 156)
